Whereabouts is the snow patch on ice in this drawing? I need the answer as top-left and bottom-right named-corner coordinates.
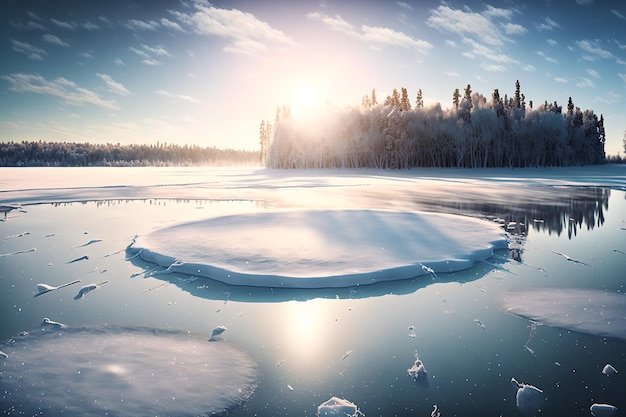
top-left (498, 289), bottom-right (626, 341)
top-left (317, 397), bottom-right (364, 416)
top-left (128, 209), bottom-right (507, 289)
top-left (0, 326), bottom-right (257, 416)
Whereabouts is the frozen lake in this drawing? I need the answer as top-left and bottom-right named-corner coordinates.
top-left (1, 166), bottom-right (625, 416)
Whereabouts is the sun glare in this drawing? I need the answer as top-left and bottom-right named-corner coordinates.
top-left (291, 83), bottom-right (320, 115)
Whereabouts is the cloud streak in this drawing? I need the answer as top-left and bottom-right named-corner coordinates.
top-left (1, 73), bottom-right (118, 109)
top-left (96, 73), bottom-right (132, 96)
top-left (308, 12), bottom-right (432, 52)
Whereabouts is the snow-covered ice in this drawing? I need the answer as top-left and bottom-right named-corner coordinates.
top-left (511, 377), bottom-right (544, 415)
top-left (127, 209), bottom-right (508, 288)
top-left (602, 363), bottom-right (618, 376)
top-left (317, 397), bottom-right (364, 416)
top-left (0, 326), bottom-right (257, 416)
top-left (498, 289), bottom-right (626, 341)
top-left (590, 403), bottom-right (618, 417)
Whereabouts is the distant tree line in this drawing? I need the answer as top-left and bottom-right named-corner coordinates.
top-left (262, 81), bottom-right (609, 169)
top-left (0, 141), bottom-right (260, 167)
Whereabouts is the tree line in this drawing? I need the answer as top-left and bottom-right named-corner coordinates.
top-left (261, 81), bottom-right (608, 169)
top-left (0, 141), bottom-right (260, 167)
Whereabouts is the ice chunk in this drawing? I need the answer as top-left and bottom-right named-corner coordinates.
top-left (511, 377), bottom-right (544, 415)
top-left (498, 289), bottom-right (626, 341)
top-left (210, 325), bottom-right (227, 341)
top-left (407, 351), bottom-right (427, 380)
top-left (590, 403), bottom-right (618, 417)
top-left (0, 326), bottom-right (257, 416)
top-left (41, 317), bottom-right (66, 328)
top-left (35, 280), bottom-right (81, 297)
top-left (602, 364), bottom-right (618, 376)
top-left (317, 397), bottom-right (364, 416)
top-left (128, 209), bottom-right (507, 289)
top-left (74, 281), bottom-right (108, 300)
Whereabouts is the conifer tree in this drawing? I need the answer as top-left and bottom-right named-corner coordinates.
top-left (453, 88), bottom-right (460, 109)
top-left (513, 80), bottom-right (521, 108)
top-left (400, 87), bottom-right (411, 111)
top-left (415, 89), bottom-right (423, 108)
top-left (371, 89), bottom-right (377, 106)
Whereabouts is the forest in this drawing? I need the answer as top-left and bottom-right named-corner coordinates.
top-left (261, 81), bottom-right (610, 169)
top-left (0, 141), bottom-right (259, 167)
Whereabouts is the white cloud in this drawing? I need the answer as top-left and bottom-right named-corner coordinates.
top-left (126, 19), bottom-right (160, 31)
top-left (114, 57), bottom-right (125, 66)
top-left (0, 73), bottom-right (118, 109)
top-left (96, 73), bottom-right (133, 96)
top-left (396, 2), bottom-right (412, 10)
top-left (82, 20), bottom-right (100, 30)
top-left (575, 40), bottom-right (613, 59)
top-left (536, 17), bottom-right (560, 31)
top-left (554, 77), bottom-right (568, 83)
top-left (309, 12), bottom-right (431, 53)
top-left (141, 59), bottom-right (161, 66)
top-left (463, 38), bottom-right (518, 64)
top-left (595, 91), bottom-right (622, 104)
top-left (481, 64), bottom-right (506, 72)
top-left (501, 22), bottom-right (527, 35)
top-left (547, 39), bottom-right (557, 46)
top-left (142, 44), bottom-right (173, 57)
top-left (576, 77), bottom-right (595, 88)
top-left (523, 64), bottom-right (536, 72)
top-left (619, 73), bottom-right (626, 83)
top-left (182, 5), bottom-right (296, 55)
top-left (157, 89), bottom-right (200, 104)
top-left (129, 46), bottom-right (150, 59)
top-left (43, 34), bottom-right (70, 47)
top-left (445, 70), bottom-right (459, 77)
top-left (445, 39), bottom-right (457, 47)
top-left (426, 5), bottom-right (516, 47)
top-left (50, 18), bottom-right (77, 30)
top-left (160, 17), bottom-right (185, 32)
top-left (576, 0), bottom-right (592, 4)
top-left (586, 68), bottom-right (600, 78)
top-left (611, 9), bottom-right (625, 20)
top-left (537, 51), bottom-right (559, 63)
top-left (10, 39), bottom-right (47, 60)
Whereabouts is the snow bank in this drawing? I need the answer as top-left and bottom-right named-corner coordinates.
top-left (0, 326), bottom-right (257, 416)
top-left (498, 289), bottom-right (626, 341)
top-left (128, 209), bottom-right (508, 288)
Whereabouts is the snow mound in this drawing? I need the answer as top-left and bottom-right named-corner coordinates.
top-left (0, 326), bottom-right (257, 416)
top-left (317, 397), bottom-right (364, 416)
top-left (498, 289), bottom-right (626, 341)
top-left (128, 209), bottom-right (508, 288)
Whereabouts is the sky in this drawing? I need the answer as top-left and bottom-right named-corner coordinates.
top-left (0, 0), bottom-right (625, 156)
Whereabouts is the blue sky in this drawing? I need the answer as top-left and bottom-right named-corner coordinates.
top-left (1, 0), bottom-right (625, 155)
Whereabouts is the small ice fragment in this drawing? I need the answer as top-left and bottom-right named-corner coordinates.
top-left (67, 255), bottom-right (89, 264)
top-left (41, 317), bottom-right (66, 329)
top-left (342, 349), bottom-right (353, 360)
top-left (420, 263), bottom-right (438, 279)
top-left (511, 377), bottom-right (544, 415)
top-left (209, 325), bottom-right (227, 340)
top-left (74, 281), bottom-right (108, 300)
top-left (431, 404), bottom-right (440, 417)
top-left (276, 359), bottom-right (285, 367)
top-left (408, 325), bottom-right (415, 331)
top-left (474, 318), bottom-right (486, 330)
top-left (590, 403), bottom-right (618, 417)
top-left (317, 397), bottom-right (363, 417)
top-left (0, 350), bottom-right (7, 359)
top-left (407, 351), bottom-right (427, 380)
top-left (524, 345), bottom-right (535, 355)
top-left (35, 280), bottom-right (81, 297)
top-left (602, 364), bottom-right (618, 376)
top-left (555, 361), bottom-right (561, 366)
top-left (287, 384), bottom-right (294, 391)
top-left (71, 239), bottom-right (102, 248)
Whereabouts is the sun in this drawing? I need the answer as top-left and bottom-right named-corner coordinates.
top-left (291, 83), bottom-right (320, 115)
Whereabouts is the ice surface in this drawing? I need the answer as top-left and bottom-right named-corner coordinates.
top-left (128, 209), bottom-right (507, 289)
top-left (590, 403), bottom-right (618, 417)
top-left (511, 377), bottom-right (544, 415)
top-left (498, 289), bottom-right (626, 341)
top-left (317, 397), bottom-right (363, 416)
top-left (0, 326), bottom-right (257, 416)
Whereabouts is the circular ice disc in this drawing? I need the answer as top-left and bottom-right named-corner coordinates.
top-left (130, 209), bottom-right (508, 288)
top-left (0, 327), bottom-right (257, 416)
